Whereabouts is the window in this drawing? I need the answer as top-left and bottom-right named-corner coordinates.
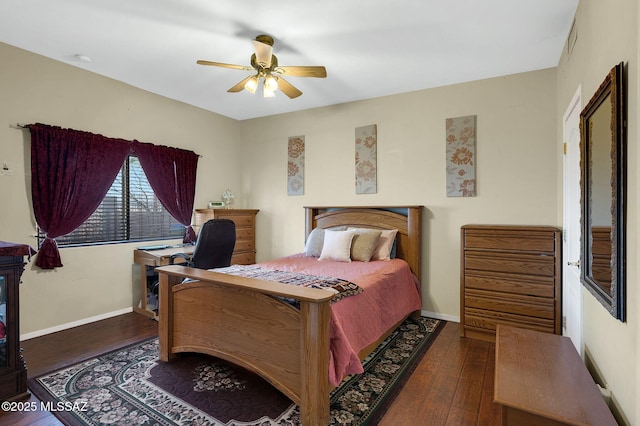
top-left (44, 156), bottom-right (183, 247)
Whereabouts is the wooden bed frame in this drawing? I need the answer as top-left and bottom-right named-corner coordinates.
top-left (155, 206), bottom-right (423, 425)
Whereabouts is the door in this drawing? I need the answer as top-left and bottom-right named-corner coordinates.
top-left (563, 87), bottom-right (583, 353)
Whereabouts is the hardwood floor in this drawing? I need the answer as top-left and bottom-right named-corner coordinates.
top-left (379, 321), bottom-right (501, 425)
top-left (0, 313), bottom-right (500, 425)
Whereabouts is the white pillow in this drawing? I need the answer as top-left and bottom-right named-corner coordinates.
top-left (371, 229), bottom-right (398, 261)
top-left (318, 230), bottom-right (356, 262)
top-left (304, 226), bottom-right (347, 257)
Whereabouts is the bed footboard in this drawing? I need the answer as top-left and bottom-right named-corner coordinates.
top-left (156, 265), bottom-right (334, 426)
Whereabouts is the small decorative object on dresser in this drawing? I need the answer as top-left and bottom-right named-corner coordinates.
top-left (207, 201), bottom-right (225, 209)
top-left (0, 242), bottom-right (35, 401)
top-left (194, 209), bottom-right (258, 264)
top-left (221, 189), bottom-right (235, 209)
top-left (460, 225), bottom-right (562, 342)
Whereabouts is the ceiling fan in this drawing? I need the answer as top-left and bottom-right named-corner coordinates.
top-left (197, 35), bottom-right (327, 99)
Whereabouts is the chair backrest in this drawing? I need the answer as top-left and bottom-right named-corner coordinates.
top-left (191, 219), bottom-right (236, 269)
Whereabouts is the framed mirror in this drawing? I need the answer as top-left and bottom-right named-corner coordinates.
top-left (580, 62), bottom-right (626, 321)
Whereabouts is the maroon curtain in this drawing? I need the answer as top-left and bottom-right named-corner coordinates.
top-left (132, 141), bottom-right (199, 243)
top-left (29, 124), bottom-right (131, 269)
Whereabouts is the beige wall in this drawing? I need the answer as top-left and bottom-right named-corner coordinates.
top-left (556, 0), bottom-right (638, 424)
top-left (2, 41), bottom-right (559, 333)
top-left (0, 42), bottom-right (242, 334)
top-left (240, 68), bottom-right (560, 320)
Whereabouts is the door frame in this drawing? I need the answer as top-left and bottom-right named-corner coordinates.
top-left (562, 85), bottom-right (583, 353)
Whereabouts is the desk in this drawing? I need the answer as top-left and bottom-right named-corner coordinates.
top-left (494, 325), bottom-right (616, 426)
top-left (133, 245), bottom-right (194, 318)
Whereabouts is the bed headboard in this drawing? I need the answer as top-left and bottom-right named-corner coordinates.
top-left (304, 206), bottom-right (423, 278)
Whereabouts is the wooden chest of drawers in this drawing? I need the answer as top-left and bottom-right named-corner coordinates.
top-left (194, 209), bottom-right (259, 265)
top-left (460, 225), bottom-right (562, 342)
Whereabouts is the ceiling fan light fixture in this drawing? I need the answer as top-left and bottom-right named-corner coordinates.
top-left (253, 36), bottom-right (274, 67)
top-left (264, 74), bottom-right (279, 91)
top-left (244, 75), bottom-right (259, 94)
top-left (198, 34), bottom-right (326, 100)
top-left (263, 87), bottom-right (276, 98)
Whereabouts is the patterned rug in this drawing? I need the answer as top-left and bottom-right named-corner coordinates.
top-left (28, 317), bottom-right (443, 425)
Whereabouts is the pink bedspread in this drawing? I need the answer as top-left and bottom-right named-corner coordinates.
top-left (258, 253), bottom-right (423, 386)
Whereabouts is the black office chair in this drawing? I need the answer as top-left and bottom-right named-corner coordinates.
top-left (170, 218), bottom-right (236, 270)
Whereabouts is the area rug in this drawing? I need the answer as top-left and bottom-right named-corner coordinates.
top-left (28, 316), bottom-right (443, 425)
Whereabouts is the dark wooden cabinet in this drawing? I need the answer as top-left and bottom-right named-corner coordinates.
top-left (460, 225), bottom-right (562, 342)
top-left (0, 242), bottom-right (33, 401)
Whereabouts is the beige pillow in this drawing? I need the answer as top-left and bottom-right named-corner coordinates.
top-left (371, 229), bottom-right (398, 261)
top-left (319, 230), bottom-right (356, 262)
top-left (348, 228), bottom-right (382, 262)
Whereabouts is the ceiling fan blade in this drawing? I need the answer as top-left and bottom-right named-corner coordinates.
top-left (252, 39), bottom-right (273, 68)
top-left (197, 60), bottom-right (253, 71)
top-left (277, 76), bottom-right (302, 99)
top-left (276, 66), bottom-right (327, 78)
top-left (227, 75), bottom-right (254, 93)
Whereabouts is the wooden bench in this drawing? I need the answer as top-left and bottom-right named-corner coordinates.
top-left (494, 325), bottom-right (617, 425)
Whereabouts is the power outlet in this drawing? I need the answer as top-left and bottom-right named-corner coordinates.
top-left (1, 162), bottom-right (13, 176)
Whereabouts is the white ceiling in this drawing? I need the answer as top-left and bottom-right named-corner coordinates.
top-left (0, 0), bottom-right (579, 121)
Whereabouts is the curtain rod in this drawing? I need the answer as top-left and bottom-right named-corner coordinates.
top-left (10, 123), bottom-right (203, 157)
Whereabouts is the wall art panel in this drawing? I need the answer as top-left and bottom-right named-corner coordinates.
top-left (446, 115), bottom-right (476, 197)
top-left (355, 124), bottom-right (377, 194)
top-left (288, 135), bottom-right (304, 195)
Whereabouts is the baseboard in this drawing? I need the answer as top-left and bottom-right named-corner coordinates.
top-left (421, 309), bottom-right (460, 323)
top-left (20, 307), bottom-right (134, 341)
top-left (20, 308), bottom-right (457, 341)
